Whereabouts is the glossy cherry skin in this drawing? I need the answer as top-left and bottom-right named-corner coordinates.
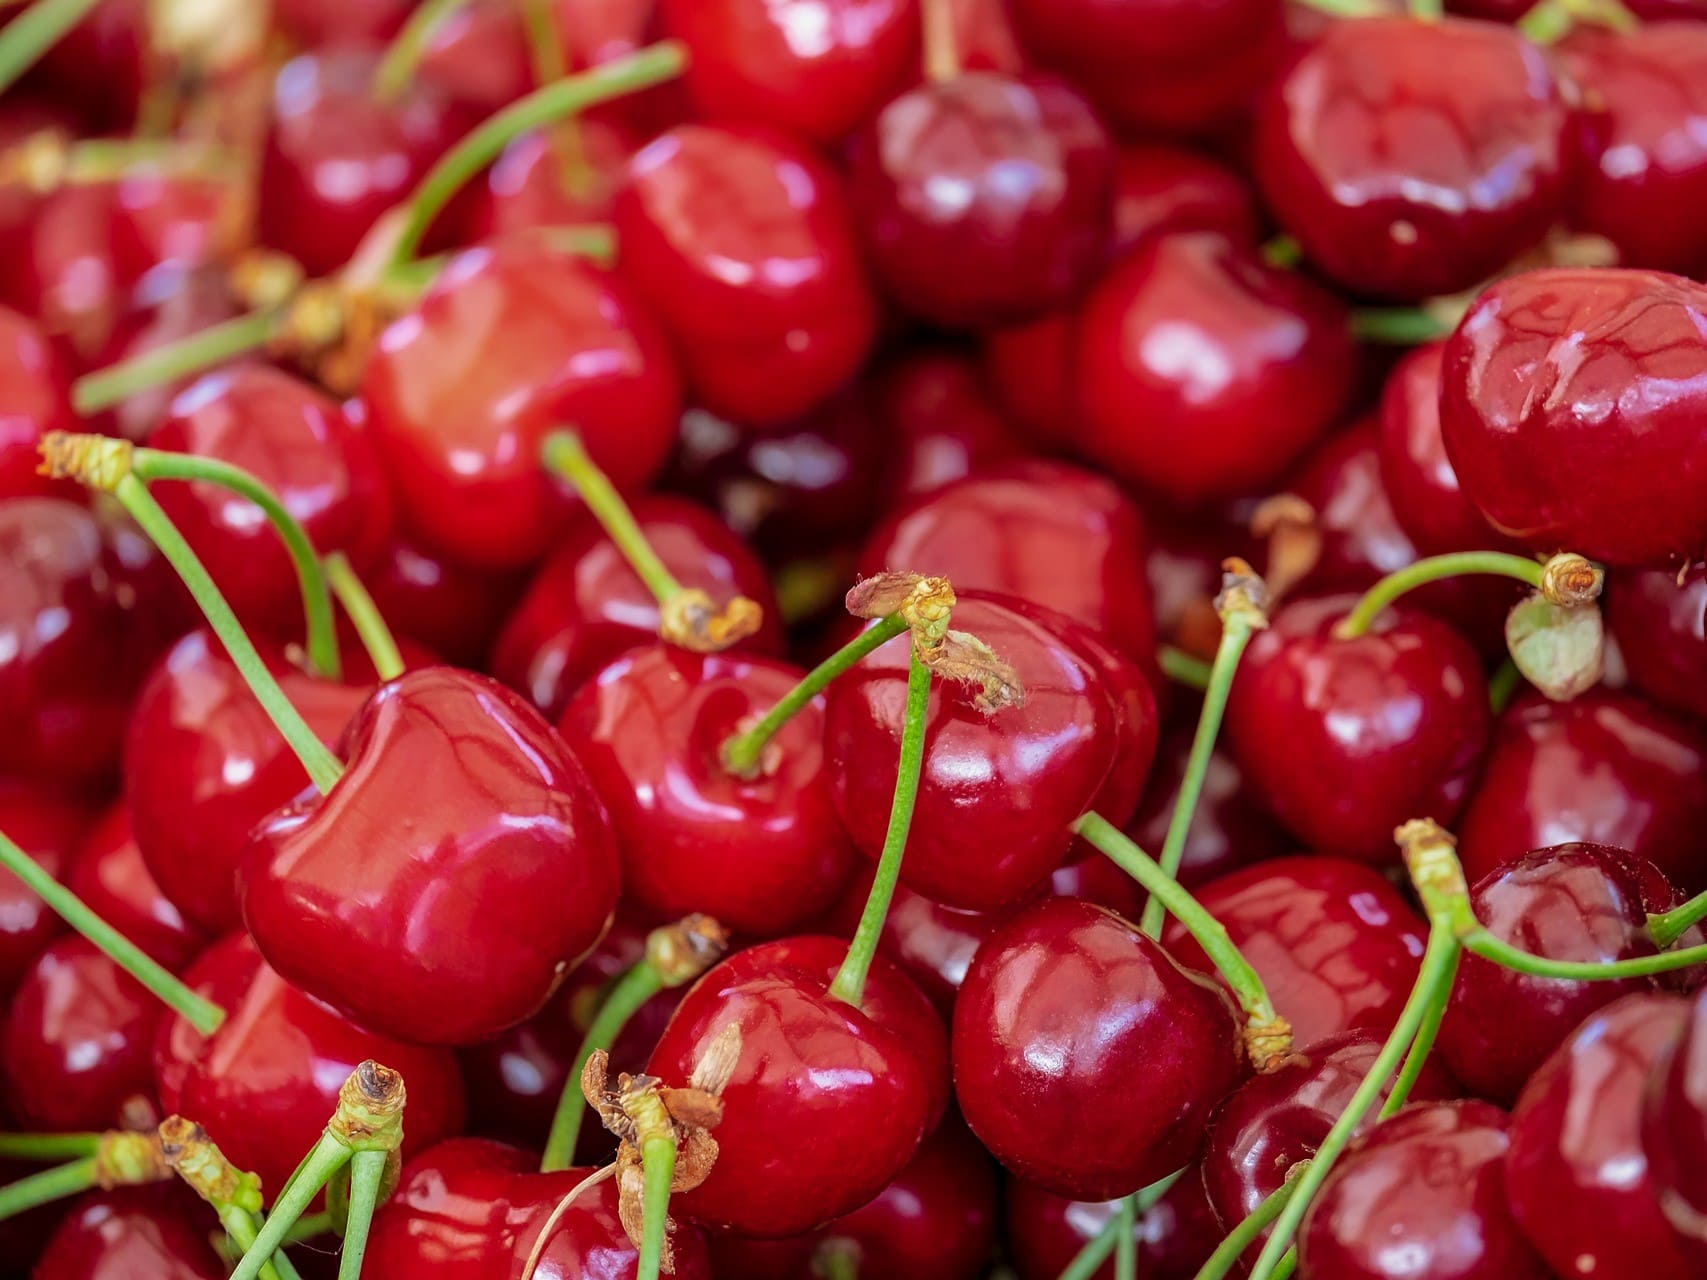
top-left (363, 241), bottom-right (682, 569)
top-left (1005, 1168), bottom-right (1222, 1280)
top-left (124, 628), bottom-right (371, 934)
top-left (0, 303), bottom-right (76, 498)
top-left (0, 780), bottom-right (88, 999)
top-left (849, 72), bottom-right (1114, 329)
top-left (470, 120), bottom-right (638, 240)
top-left (1507, 993), bottom-right (1700, 1280)
top-left (824, 594), bottom-right (1124, 911)
top-left (2, 937), bottom-right (161, 1132)
top-left (1298, 1100), bottom-right (1551, 1280)
top-left (67, 805), bottom-right (205, 971)
top-left (241, 667), bottom-right (620, 1045)
top-left (954, 897), bottom-right (1245, 1200)
top-left (1438, 843), bottom-right (1673, 1105)
top-left (155, 932), bottom-right (467, 1197)
top-left (1227, 595), bottom-right (1492, 862)
top-left (1606, 565), bottom-right (1707, 721)
top-left (1256, 16), bottom-right (1569, 301)
top-left (1442, 268), bottom-right (1707, 567)
top-left (615, 124), bottom-right (876, 427)
top-left (873, 347), bottom-right (1030, 502)
top-left (491, 495), bottom-right (783, 722)
top-left (1164, 856), bottom-right (1428, 1054)
top-left (363, 1137), bottom-right (712, 1280)
top-left (1456, 690), bottom-right (1707, 893)
top-left (32, 1189), bottom-right (223, 1280)
top-left (1109, 143), bottom-right (1262, 258)
top-left (1075, 231), bottom-right (1354, 503)
top-left (1645, 985), bottom-right (1707, 1242)
top-left (361, 527), bottom-right (526, 670)
top-left (660, 0), bottom-right (917, 145)
top-left (646, 935), bottom-right (946, 1237)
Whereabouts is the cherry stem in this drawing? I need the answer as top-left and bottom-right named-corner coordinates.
top-left (1408, 0), bottom-right (1444, 18)
top-left (1335, 551), bottom-right (1546, 639)
top-left (541, 429), bottom-right (680, 602)
top-left (721, 614), bottom-right (909, 777)
top-left (0, 828), bottom-right (226, 1035)
top-left (71, 308), bottom-right (282, 415)
top-left (519, 0), bottom-right (594, 199)
top-left (0, 1133), bottom-right (100, 1161)
top-left (637, 1134), bottom-right (676, 1280)
top-left (130, 449), bottom-right (341, 680)
top-left (1650, 890), bottom-right (1707, 950)
top-left (232, 1135), bottom-right (350, 1280)
top-left (371, 0), bottom-right (471, 103)
top-left (1465, 930), bottom-right (1707, 980)
top-left (1190, 1169), bottom-right (1306, 1280)
top-left (1350, 307), bottom-right (1449, 346)
top-left (1115, 1193), bottom-right (1137, 1280)
top-left (389, 40), bottom-right (687, 267)
top-left (1290, 0), bottom-right (1387, 13)
top-left (1058, 1171), bottom-right (1183, 1280)
top-left (220, 1205), bottom-right (300, 1280)
top-left (921, 0), bottom-right (960, 82)
top-left (541, 964), bottom-right (663, 1173)
top-left (0, 0), bottom-right (100, 95)
top-left (325, 553), bottom-right (404, 682)
top-left (159, 1117), bottom-right (298, 1280)
top-left (0, 1157), bottom-right (98, 1222)
top-left (394, 226), bottom-right (615, 293)
top-left (335, 1149), bottom-right (385, 1280)
top-left (1487, 657), bottom-right (1521, 712)
top-left (1382, 940), bottom-right (1460, 1119)
top-left (1158, 645), bottom-right (1211, 691)
top-left (829, 649), bottom-right (933, 1008)
top-left (282, 1213), bottom-right (335, 1245)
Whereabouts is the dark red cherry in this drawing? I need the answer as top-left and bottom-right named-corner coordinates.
top-left (470, 120), bottom-right (637, 240)
top-left (66, 805), bottom-right (205, 971)
top-left (872, 347), bottom-right (1029, 502)
top-left (1605, 564), bottom-right (1707, 722)
top-left (32, 1188), bottom-right (222, 1280)
top-left (1507, 992), bottom-right (1699, 1280)
top-left (823, 874), bottom-right (1003, 1019)
top-left (1225, 594), bottom-right (1492, 863)
top-left (1256, 16), bottom-right (1569, 301)
top-left (0, 303), bottom-right (76, 499)
top-left (155, 932), bottom-right (467, 1196)
top-left (1456, 690), bottom-right (1707, 893)
top-left (240, 667), bottom-right (620, 1045)
top-left (1110, 143), bottom-right (1263, 257)
top-left (360, 527), bottom-right (526, 669)
top-left (1165, 856), bottom-right (1428, 1053)
top-left (1075, 231), bottom-right (1354, 503)
top-left (954, 897), bottom-right (1244, 1199)
top-left (1005, 1167), bottom-right (1223, 1280)
top-left (980, 311), bottom-right (1078, 450)
top-left (0, 183), bottom-right (131, 359)
top-left (0, 780), bottom-right (87, 998)
top-left (1441, 267), bottom-right (1707, 568)
top-left (363, 241), bottom-right (682, 568)
top-left (1438, 843), bottom-right (1672, 1105)
top-left (1298, 1100), bottom-right (1551, 1280)
top-left (615, 123), bottom-right (876, 427)
top-left (1645, 984), bottom-right (1707, 1243)
top-left (491, 495), bottom-right (783, 722)
top-left (849, 71), bottom-right (1114, 329)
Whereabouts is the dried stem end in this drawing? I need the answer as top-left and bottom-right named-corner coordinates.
top-left (1244, 1015), bottom-right (1297, 1074)
top-left (1250, 495), bottom-right (1321, 602)
top-left (846, 572), bottom-right (1025, 711)
top-left (38, 433), bottom-right (135, 491)
top-left (659, 589), bottom-right (765, 653)
top-left (1538, 553), bottom-right (1604, 607)
top-left (157, 1116), bottom-right (262, 1213)
top-left (645, 915), bottom-right (730, 988)
top-left (1216, 558), bottom-right (1272, 631)
top-left (1395, 819), bottom-right (1471, 920)
top-left (328, 1060), bottom-right (407, 1154)
top-left (93, 1130), bottom-right (171, 1190)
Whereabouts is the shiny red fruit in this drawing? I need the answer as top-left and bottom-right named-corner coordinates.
top-left (1110, 143), bottom-right (1263, 257)
top-left (32, 1189), bottom-right (222, 1280)
top-left (0, 781), bottom-right (88, 999)
top-left (0, 303), bottom-right (75, 499)
top-left (873, 347), bottom-right (1030, 502)
top-left (1645, 984), bottom-right (1707, 1243)
top-left (471, 120), bottom-right (637, 240)
top-left (1005, 1167), bottom-right (1222, 1280)
top-left (1605, 565), bottom-right (1707, 722)
top-left (67, 805), bottom-right (205, 971)
top-left (360, 528), bottom-right (526, 670)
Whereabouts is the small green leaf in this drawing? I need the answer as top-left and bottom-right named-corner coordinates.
top-left (1505, 594), bottom-right (1604, 702)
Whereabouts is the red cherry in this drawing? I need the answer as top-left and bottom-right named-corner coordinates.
top-left (19, 0), bottom-right (147, 133)
top-left (32, 1188), bottom-right (223, 1280)
top-left (872, 347), bottom-right (1030, 502)
top-left (0, 780), bottom-right (87, 999)
top-left (1075, 232), bottom-right (1354, 503)
top-left (240, 667), bottom-right (620, 1045)
top-left (66, 805), bottom-right (205, 972)
top-left (1645, 984), bottom-right (1707, 1243)
top-left (470, 121), bottom-right (638, 240)
top-left (980, 311), bottom-right (1078, 450)
top-left (359, 528), bottom-right (526, 669)
top-left (1605, 565), bottom-right (1707, 722)
top-left (0, 184), bottom-right (131, 359)
top-left (646, 936), bottom-right (946, 1237)
top-left (363, 241), bottom-right (682, 569)
top-left (0, 303), bottom-right (76, 499)
top-left (615, 124), bottom-right (876, 427)
top-left (1110, 143), bottom-right (1263, 257)
top-left (1143, 508), bottom-right (1259, 655)
top-left (1005, 1168), bottom-right (1223, 1280)
top-left (849, 72), bottom-right (1114, 329)
top-left (415, 0), bottom-right (533, 116)
top-left (823, 873), bottom-right (1003, 1019)
top-left (273, 0), bottom-right (410, 44)
top-left (154, 932), bottom-right (466, 1197)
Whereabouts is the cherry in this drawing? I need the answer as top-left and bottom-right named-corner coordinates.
top-left (359, 527), bottom-right (526, 669)
top-left (154, 932), bottom-right (466, 1197)
top-left (66, 805), bottom-right (205, 972)
top-left (415, 0), bottom-right (533, 116)
top-left (1297, 1100), bottom-right (1551, 1280)
top-left (1110, 143), bottom-right (1263, 258)
top-left (1225, 594), bottom-right (1492, 863)
top-left (1143, 508), bottom-right (1260, 656)
top-left (16, 0), bottom-right (147, 134)
top-left (849, 71), bottom-right (1115, 329)
top-left (1604, 564), bottom-right (1707, 721)
top-left (980, 311), bottom-right (1079, 450)
top-left (469, 120), bottom-right (637, 240)
top-left (0, 302), bottom-right (75, 499)
top-left (1441, 267), bottom-right (1707, 568)
top-left (273, 0), bottom-right (410, 45)
top-left (1645, 984), bottom-right (1707, 1243)
top-left (32, 1188), bottom-right (223, 1280)
top-left (240, 667), bottom-right (620, 1045)
top-left (491, 495), bottom-right (783, 722)
top-left (1005, 1169), bottom-right (1223, 1280)
top-left (645, 935), bottom-right (947, 1236)
top-left (0, 779), bottom-right (87, 998)
top-left (614, 123), bottom-right (877, 427)
top-left (363, 240), bottom-right (682, 569)
top-left (1455, 689), bottom-right (1707, 893)
top-left (1075, 231), bottom-right (1354, 503)
top-left (0, 183), bottom-right (133, 360)
top-left (1163, 856), bottom-right (1429, 1054)
top-left (1437, 843), bottom-right (1673, 1105)
top-left (873, 347), bottom-right (1030, 502)
top-left (1507, 992), bottom-right (1700, 1280)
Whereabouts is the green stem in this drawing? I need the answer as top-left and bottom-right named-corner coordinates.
top-left (130, 450), bottom-right (341, 680)
top-left (1381, 938), bottom-right (1459, 1118)
top-left (389, 41), bottom-right (687, 267)
top-left (325, 553), bottom-right (404, 682)
top-left (1190, 1173), bottom-right (1304, 1280)
top-left (1337, 551), bottom-right (1545, 639)
top-left (829, 650), bottom-right (933, 1008)
top-left (540, 963), bottom-right (665, 1173)
top-left (1261, 235), bottom-right (1302, 269)
top-left (1518, 0), bottom-right (1574, 40)
top-left (230, 1135), bottom-right (350, 1280)
top-left (114, 474), bottom-right (345, 794)
top-left (636, 1135), bottom-right (676, 1280)
top-left (721, 615), bottom-right (909, 776)
top-left (1409, 0), bottom-right (1444, 17)
top-left (0, 1133), bottom-right (100, 1161)
top-left (1464, 929), bottom-right (1707, 980)
top-left (0, 1156), bottom-right (98, 1222)
top-left (1114, 1193), bottom-right (1137, 1280)
top-left (519, 0), bottom-right (594, 200)
top-left (0, 0), bottom-right (101, 95)
top-left (281, 1212), bottom-right (335, 1246)
top-left (0, 829), bottom-right (225, 1035)
top-left (1650, 890), bottom-right (1707, 951)
top-left (1058, 1213), bottom-right (1122, 1280)
top-left (71, 308), bottom-right (282, 415)
top-left (336, 1149), bottom-right (386, 1280)
top-left (219, 1205), bottom-right (298, 1280)
top-left (1158, 645), bottom-right (1212, 691)
top-left (371, 0), bottom-right (471, 102)
top-left (540, 429), bottom-right (679, 602)
top-left (1351, 307), bottom-right (1450, 346)
top-left (1487, 658), bottom-right (1521, 713)
top-left (1290, 0), bottom-right (1387, 13)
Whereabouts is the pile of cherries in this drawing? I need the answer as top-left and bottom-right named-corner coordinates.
top-left (3, 0), bottom-right (1707, 1278)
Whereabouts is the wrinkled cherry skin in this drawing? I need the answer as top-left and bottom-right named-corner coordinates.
top-left (646, 936), bottom-right (947, 1237)
top-left (1110, 144), bottom-right (1263, 258)
top-left (953, 898), bottom-right (1245, 1200)
top-left (1005, 1168), bottom-right (1222, 1280)
top-left (1508, 993), bottom-right (1700, 1280)
top-left (559, 645), bottom-right (857, 936)
top-left (1076, 231), bottom-right (1354, 504)
top-left (361, 528), bottom-right (526, 670)
top-left (241, 668), bottom-right (621, 1046)
top-left (1164, 856), bottom-right (1428, 1054)
top-left (0, 781), bottom-right (88, 999)
top-left (364, 1138), bottom-right (712, 1280)
top-left (491, 496), bottom-right (783, 722)
top-left (1255, 17), bottom-right (1569, 301)
top-left (660, 0), bottom-right (918, 145)
top-left (1606, 565), bottom-right (1707, 721)
top-left (824, 594), bottom-right (1125, 912)
top-left (124, 629), bottom-right (371, 934)
top-left (849, 72), bottom-right (1115, 329)
top-left (155, 933), bottom-right (466, 1197)
top-left (1438, 844), bottom-right (1673, 1105)
top-left (1226, 595), bottom-right (1492, 863)
top-left (32, 1189), bottom-right (223, 1280)
top-left (1298, 1100), bottom-right (1551, 1280)
top-left (68, 805), bottom-right (205, 971)
top-left (148, 367), bottom-right (392, 632)
top-left (614, 124), bottom-right (876, 428)
top-left (1441, 267), bottom-right (1707, 568)
top-left (1456, 690), bottom-right (1707, 893)
top-left (874, 347), bottom-right (1030, 502)
top-left (0, 303), bottom-right (76, 498)
top-left (363, 242), bottom-right (682, 569)
top-left (1646, 985), bottom-right (1707, 1242)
